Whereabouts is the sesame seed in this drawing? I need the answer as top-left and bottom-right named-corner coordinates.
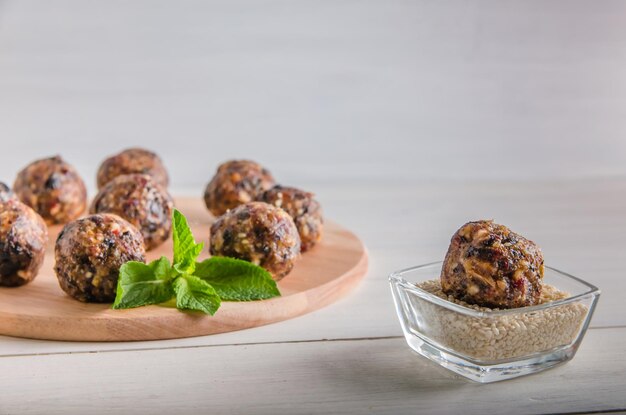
top-left (413, 279), bottom-right (588, 360)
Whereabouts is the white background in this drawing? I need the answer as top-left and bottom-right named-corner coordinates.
top-left (1, 0), bottom-right (625, 193)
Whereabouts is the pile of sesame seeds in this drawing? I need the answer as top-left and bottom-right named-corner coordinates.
top-left (413, 279), bottom-right (589, 361)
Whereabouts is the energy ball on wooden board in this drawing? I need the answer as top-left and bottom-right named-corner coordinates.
top-left (441, 220), bottom-right (544, 309)
top-left (0, 199), bottom-right (48, 287)
top-left (204, 160), bottom-right (276, 217)
top-left (209, 202), bottom-right (301, 281)
top-left (90, 174), bottom-right (174, 251)
top-left (257, 185), bottom-right (323, 252)
top-left (0, 182), bottom-right (16, 202)
top-left (97, 148), bottom-right (169, 190)
top-left (54, 214), bottom-right (146, 303)
top-left (13, 156), bottom-right (87, 225)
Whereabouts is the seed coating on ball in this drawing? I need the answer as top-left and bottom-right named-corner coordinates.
top-left (97, 148), bottom-right (169, 189)
top-left (204, 160), bottom-right (275, 216)
top-left (440, 220), bottom-right (544, 309)
top-left (210, 202), bottom-right (301, 280)
top-left (54, 214), bottom-right (146, 303)
top-left (13, 156), bottom-right (87, 225)
top-left (257, 185), bottom-right (323, 252)
top-left (90, 174), bottom-right (174, 251)
top-left (0, 199), bottom-right (48, 287)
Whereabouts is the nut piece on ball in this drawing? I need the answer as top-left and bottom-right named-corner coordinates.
top-left (90, 174), bottom-right (174, 251)
top-left (209, 202), bottom-right (301, 280)
top-left (54, 214), bottom-right (146, 303)
top-left (440, 220), bottom-right (544, 309)
top-left (13, 156), bottom-right (87, 225)
top-left (257, 185), bottom-right (323, 252)
top-left (204, 160), bottom-right (276, 216)
top-left (97, 148), bottom-right (169, 190)
top-left (0, 199), bottom-right (48, 287)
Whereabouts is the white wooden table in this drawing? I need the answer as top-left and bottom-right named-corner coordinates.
top-left (1, 180), bottom-right (624, 414)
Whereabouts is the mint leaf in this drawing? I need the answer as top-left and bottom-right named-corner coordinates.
top-left (173, 274), bottom-right (221, 315)
top-left (148, 256), bottom-right (173, 280)
top-left (172, 209), bottom-right (204, 274)
top-left (194, 257), bottom-right (280, 301)
top-left (112, 260), bottom-right (174, 309)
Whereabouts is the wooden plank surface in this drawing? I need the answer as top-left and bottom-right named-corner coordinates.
top-left (1, 328), bottom-right (624, 415)
top-left (0, 180), bottom-right (622, 355)
top-left (0, 179), bottom-right (624, 414)
top-left (0, 180), bottom-right (623, 415)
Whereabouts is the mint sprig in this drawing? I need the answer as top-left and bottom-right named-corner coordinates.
top-left (112, 209), bottom-right (280, 314)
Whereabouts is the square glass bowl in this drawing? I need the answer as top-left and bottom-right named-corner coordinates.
top-left (389, 262), bottom-right (600, 383)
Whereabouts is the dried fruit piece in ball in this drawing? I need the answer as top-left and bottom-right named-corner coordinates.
top-left (209, 202), bottom-right (301, 280)
top-left (0, 199), bottom-right (48, 286)
top-left (440, 220), bottom-right (544, 309)
top-left (54, 214), bottom-right (146, 302)
top-left (0, 182), bottom-right (16, 202)
top-left (90, 174), bottom-right (174, 251)
top-left (13, 156), bottom-right (87, 225)
top-left (97, 148), bottom-right (169, 189)
top-left (204, 160), bottom-right (275, 216)
top-left (257, 185), bottom-right (323, 252)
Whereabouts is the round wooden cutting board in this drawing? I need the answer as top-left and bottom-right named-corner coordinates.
top-left (0, 198), bottom-right (368, 342)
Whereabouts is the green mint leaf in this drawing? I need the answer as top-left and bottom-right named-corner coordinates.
top-left (112, 260), bottom-right (174, 309)
top-left (172, 209), bottom-right (204, 274)
top-left (173, 274), bottom-right (221, 315)
top-left (148, 256), bottom-right (173, 280)
top-left (194, 256), bottom-right (280, 301)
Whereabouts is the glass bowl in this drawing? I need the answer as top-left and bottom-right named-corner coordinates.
top-left (389, 262), bottom-right (600, 383)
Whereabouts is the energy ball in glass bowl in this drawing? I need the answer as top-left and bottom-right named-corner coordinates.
top-left (97, 148), bottom-right (169, 190)
top-left (90, 174), bottom-right (174, 251)
top-left (13, 156), bottom-right (87, 225)
top-left (0, 199), bottom-right (48, 287)
top-left (0, 182), bottom-right (16, 202)
top-left (257, 185), bottom-right (323, 252)
top-left (203, 160), bottom-right (276, 217)
top-left (54, 214), bottom-right (146, 303)
top-left (209, 202), bottom-right (301, 280)
top-left (440, 220), bottom-right (544, 309)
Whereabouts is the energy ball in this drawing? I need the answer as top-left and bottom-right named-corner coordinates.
top-left (54, 213), bottom-right (146, 302)
top-left (97, 148), bottom-right (169, 190)
top-left (0, 182), bottom-right (16, 202)
top-left (90, 174), bottom-right (174, 251)
top-left (209, 202), bottom-right (301, 280)
top-left (441, 220), bottom-right (544, 309)
top-left (13, 156), bottom-right (87, 225)
top-left (204, 160), bottom-right (276, 216)
top-left (0, 199), bottom-right (48, 287)
top-left (257, 185), bottom-right (323, 252)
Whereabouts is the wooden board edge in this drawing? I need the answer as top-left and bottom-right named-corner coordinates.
top-left (0, 248), bottom-right (369, 342)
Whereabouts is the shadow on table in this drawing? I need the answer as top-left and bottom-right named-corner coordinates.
top-left (315, 338), bottom-right (476, 395)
